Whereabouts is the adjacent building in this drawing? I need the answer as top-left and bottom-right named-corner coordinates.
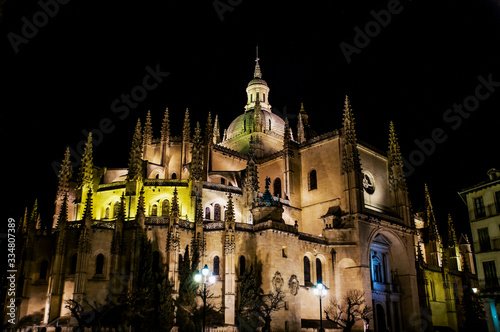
top-left (459, 168), bottom-right (500, 332)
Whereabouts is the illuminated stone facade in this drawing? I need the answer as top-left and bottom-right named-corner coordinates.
top-left (13, 58), bottom-right (423, 331)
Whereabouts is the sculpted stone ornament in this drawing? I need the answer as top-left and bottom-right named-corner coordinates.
top-left (288, 275), bottom-right (299, 296)
top-left (363, 172), bottom-right (375, 194)
top-left (272, 271), bottom-right (284, 291)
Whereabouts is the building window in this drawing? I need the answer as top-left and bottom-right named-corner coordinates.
top-left (483, 260), bottom-right (499, 289)
top-left (478, 228), bottom-right (492, 252)
top-left (282, 246), bottom-right (287, 258)
top-left (221, 178), bottom-right (226, 185)
top-left (273, 178), bottom-right (281, 197)
top-left (331, 249), bottom-right (336, 275)
top-left (304, 256), bottom-right (311, 284)
top-left (429, 279), bottom-right (436, 300)
top-left (263, 93), bottom-right (266, 103)
top-left (172, 172), bottom-right (177, 179)
top-left (205, 207), bottom-right (211, 220)
top-left (151, 204), bottom-right (158, 217)
top-left (104, 206), bottom-right (110, 219)
top-left (316, 258), bottom-right (323, 284)
top-left (40, 260), bottom-right (49, 280)
top-left (214, 204), bottom-right (221, 221)
top-left (269, 119), bottom-right (272, 131)
top-left (475, 197), bottom-right (486, 219)
top-left (239, 256), bottom-right (246, 276)
top-left (162, 199), bottom-right (170, 216)
top-left (95, 254), bottom-right (104, 275)
top-left (70, 253), bottom-right (78, 274)
top-left (213, 256), bottom-right (220, 276)
top-left (371, 252), bottom-right (384, 283)
top-left (309, 170), bottom-right (317, 191)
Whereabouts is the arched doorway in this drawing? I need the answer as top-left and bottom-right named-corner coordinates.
top-left (376, 304), bottom-right (386, 332)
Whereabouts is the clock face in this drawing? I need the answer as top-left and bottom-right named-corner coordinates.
top-left (363, 172), bottom-right (375, 194)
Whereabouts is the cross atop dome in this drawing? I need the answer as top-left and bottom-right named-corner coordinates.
top-left (254, 45), bottom-right (262, 78)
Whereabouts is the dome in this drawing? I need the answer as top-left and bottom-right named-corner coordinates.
top-left (225, 109), bottom-right (285, 142)
top-left (248, 78), bottom-right (268, 87)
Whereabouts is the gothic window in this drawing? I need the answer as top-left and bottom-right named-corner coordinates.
top-left (70, 253), bottom-right (78, 274)
top-left (172, 173), bottom-right (177, 179)
top-left (151, 204), bottom-right (158, 217)
top-left (104, 207), bottom-right (110, 219)
top-left (40, 260), bottom-right (48, 280)
top-left (213, 256), bottom-right (220, 276)
top-left (239, 255), bottom-right (246, 276)
top-left (309, 170), bottom-right (317, 191)
top-left (113, 201), bottom-right (120, 218)
top-left (304, 256), bottom-right (311, 283)
top-left (478, 228), bottom-right (492, 252)
top-left (214, 204), bottom-right (221, 221)
top-left (475, 196), bottom-right (486, 218)
top-left (331, 249), bottom-right (336, 275)
top-left (273, 178), bottom-right (281, 197)
top-left (162, 199), bottom-right (170, 216)
top-left (205, 207), bottom-right (211, 220)
top-left (316, 258), bottom-right (323, 284)
top-left (95, 254), bottom-right (104, 275)
top-left (155, 173), bottom-right (159, 179)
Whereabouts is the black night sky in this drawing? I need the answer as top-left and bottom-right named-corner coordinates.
top-left (2, 0), bottom-right (500, 239)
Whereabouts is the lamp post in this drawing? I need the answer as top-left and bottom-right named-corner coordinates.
top-left (313, 282), bottom-right (327, 332)
top-left (194, 264), bottom-right (216, 332)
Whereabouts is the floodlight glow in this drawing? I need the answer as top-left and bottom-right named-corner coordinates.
top-left (209, 274), bottom-right (216, 284)
top-left (194, 273), bottom-right (202, 283)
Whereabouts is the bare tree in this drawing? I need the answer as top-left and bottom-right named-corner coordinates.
top-left (324, 289), bottom-right (372, 332)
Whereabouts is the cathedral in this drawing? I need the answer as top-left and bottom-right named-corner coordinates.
top-left (12, 56), bottom-right (428, 331)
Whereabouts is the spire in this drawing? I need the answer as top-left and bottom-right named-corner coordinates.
top-left (297, 113), bottom-right (305, 143)
top-left (341, 96), bottom-right (362, 174)
top-left (425, 184), bottom-right (440, 242)
top-left (182, 108), bottom-right (191, 141)
top-left (195, 196), bottom-right (203, 225)
top-left (342, 96), bottom-right (357, 144)
top-left (57, 147), bottom-right (73, 198)
top-left (82, 189), bottom-right (93, 224)
top-left (447, 214), bottom-right (458, 247)
top-left (204, 112), bottom-right (213, 146)
top-left (224, 193), bottom-right (236, 254)
top-left (56, 194), bottom-right (69, 229)
top-left (136, 187), bottom-right (145, 218)
top-left (143, 110), bottom-right (153, 146)
top-left (190, 122), bottom-right (203, 181)
top-left (161, 107), bottom-right (170, 143)
top-left (254, 46), bottom-right (262, 78)
top-left (171, 187), bottom-right (179, 219)
top-left (388, 121), bottom-right (407, 191)
top-left (225, 193), bottom-right (235, 224)
top-left (127, 119), bottom-right (143, 181)
top-left (29, 200), bottom-right (38, 232)
top-left (299, 102), bottom-right (309, 126)
top-left (78, 133), bottom-right (93, 187)
top-left (283, 118), bottom-right (292, 154)
top-left (213, 115), bottom-right (221, 144)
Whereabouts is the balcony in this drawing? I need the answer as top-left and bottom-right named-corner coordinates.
top-left (470, 203), bottom-right (500, 221)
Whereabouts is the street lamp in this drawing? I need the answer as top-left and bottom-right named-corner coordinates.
top-left (194, 264), bottom-right (216, 331)
top-left (313, 282), bottom-right (328, 332)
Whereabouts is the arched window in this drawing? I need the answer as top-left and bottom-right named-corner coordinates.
top-left (151, 204), bottom-right (158, 217)
top-left (316, 258), bottom-right (323, 284)
top-left (269, 119), bottom-right (272, 131)
top-left (303, 256), bottom-right (311, 283)
top-left (371, 254), bottom-right (383, 283)
top-left (273, 178), bottom-right (281, 197)
top-left (162, 199), bottom-right (170, 216)
top-left (263, 93), bottom-right (266, 103)
top-left (70, 253), bottom-right (78, 274)
top-left (214, 204), bottom-right (221, 221)
top-left (96, 254), bottom-right (104, 275)
top-left (205, 207), bottom-right (211, 220)
top-left (239, 255), bottom-right (246, 276)
top-left (155, 173), bottom-right (159, 179)
top-left (153, 251), bottom-right (160, 274)
top-left (309, 170), bottom-right (317, 191)
top-left (113, 201), bottom-right (120, 218)
top-left (104, 206), bottom-right (110, 219)
top-left (40, 260), bottom-right (48, 280)
top-left (172, 173), bottom-right (177, 179)
top-left (213, 256), bottom-right (220, 276)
